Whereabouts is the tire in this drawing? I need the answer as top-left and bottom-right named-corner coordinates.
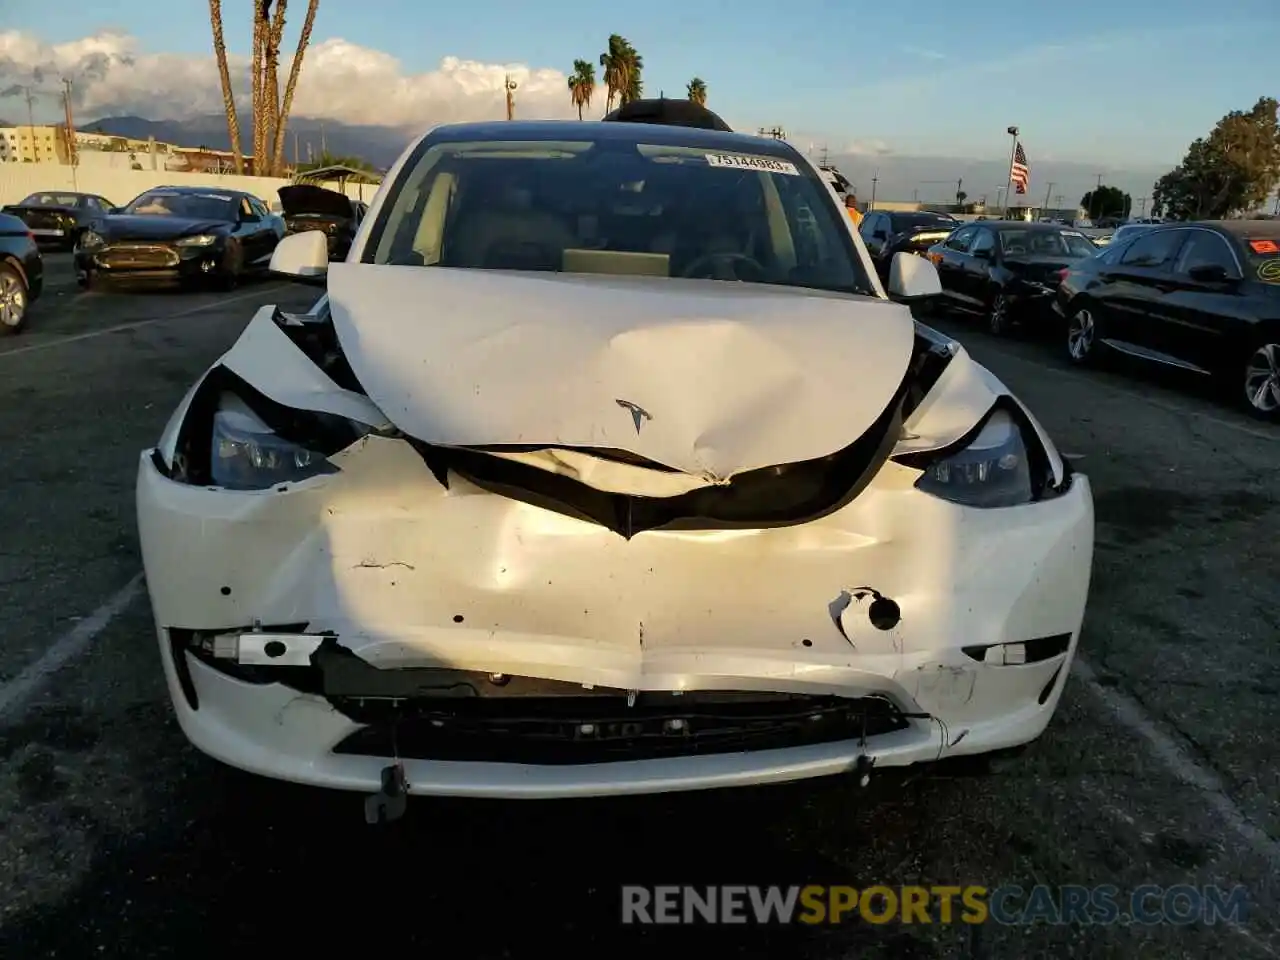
top-left (1065, 303), bottom-right (1101, 365)
top-left (0, 262), bottom-right (29, 335)
top-left (216, 244), bottom-right (243, 291)
top-left (1239, 338), bottom-right (1280, 420)
top-left (987, 291), bottom-right (1012, 336)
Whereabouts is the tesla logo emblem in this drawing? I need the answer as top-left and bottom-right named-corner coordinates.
top-left (615, 398), bottom-right (652, 434)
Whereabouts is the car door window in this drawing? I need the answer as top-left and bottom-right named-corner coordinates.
top-left (946, 226), bottom-right (976, 252)
top-left (1173, 231), bottom-right (1240, 278)
top-left (859, 214), bottom-right (878, 238)
top-left (1119, 230), bottom-right (1183, 269)
top-left (969, 229), bottom-right (996, 258)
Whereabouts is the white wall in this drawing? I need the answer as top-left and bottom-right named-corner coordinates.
top-left (0, 163), bottom-right (380, 211)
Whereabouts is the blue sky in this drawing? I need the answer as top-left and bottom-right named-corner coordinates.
top-left (10, 0), bottom-right (1280, 165)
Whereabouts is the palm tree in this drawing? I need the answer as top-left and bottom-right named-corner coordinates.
top-left (251, 1), bottom-right (270, 171)
top-left (268, 0), bottom-right (319, 176)
top-left (686, 77), bottom-right (707, 106)
top-left (208, 0), bottom-right (244, 174)
top-left (621, 41), bottom-right (643, 105)
top-left (567, 59), bottom-right (596, 120)
top-left (599, 35), bottom-right (628, 113)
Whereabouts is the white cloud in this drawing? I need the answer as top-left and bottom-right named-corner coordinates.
top-left (0, 30), bottom-right (580, 128)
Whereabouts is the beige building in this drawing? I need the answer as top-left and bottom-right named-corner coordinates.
top-left (0, 125), bottom-right (63, 163)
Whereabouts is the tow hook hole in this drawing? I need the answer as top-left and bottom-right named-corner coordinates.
top-left (801, 638), bottom-right (813, 647)
top-left (868, 597), bottom-right (901, 631)
top-left (220, 586), bottom-right (231, 596)
top-left (263, 640), bottom-right (287, 659)
top-left (452, 614), bottom-right (464, 623)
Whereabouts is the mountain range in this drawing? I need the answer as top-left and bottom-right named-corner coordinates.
top-left (74, 113), bottom-right (1172, 205)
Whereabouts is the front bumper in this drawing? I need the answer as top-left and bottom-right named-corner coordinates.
top-left (76, 243), bottom-right (227, 283)
top-left (136, 432), bottom-right (1095, 799)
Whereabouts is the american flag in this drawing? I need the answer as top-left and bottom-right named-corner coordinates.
top-left (1010, 141), bottom-right (1030, 195)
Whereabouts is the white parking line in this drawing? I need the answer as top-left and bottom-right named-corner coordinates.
top-left (0, 284), bottom-right (287, 361)
top-left (975, 345), bottom-right (1280, 443)
top-left (0, 573), bottom-right (143, 723)
top-left (1074, 657), bottom-right (1280, 868)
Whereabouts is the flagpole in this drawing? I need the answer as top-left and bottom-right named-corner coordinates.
top-left (1003, 125), bottom-right (1019, 219)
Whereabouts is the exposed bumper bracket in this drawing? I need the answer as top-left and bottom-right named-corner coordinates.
top-left (211, 630), bottom-right (328, 666)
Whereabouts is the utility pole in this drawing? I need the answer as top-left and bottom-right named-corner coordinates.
top-left (23, 86), bottom-right (37, 163)
top-left (505, 75), bottom-right (518, 120)
top-left (1041, 181), bottom-right (1055, 217)
top-left (1138, 197), bottom-right (1148, 218)
top-left (61, 77), bottom-right (77, 187)
top-left (757, 126), bottom-right (786, 140)
top-left (1089, 172), bottom-right (1104, 218)
top-left (956, 176), bottom-right (964, 206)
top-left (870, 170), bottom-right (878, 209)
top-left (818, 145), bottom-right (830, 167)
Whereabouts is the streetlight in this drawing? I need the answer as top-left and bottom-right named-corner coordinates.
top-left (1002, 125), bottom-right (1019, 219)
top-left (504, 75), bottom-right (518, 121)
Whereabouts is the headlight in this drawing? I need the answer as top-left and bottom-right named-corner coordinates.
top-left (79, 231), bottom-right (104, 249)
top-left (176, 234), bottom-right (218, 247)
top-left (210, 407), bottom-right (338, 490)
top-left (913, 410), bottom-right (1033, 507)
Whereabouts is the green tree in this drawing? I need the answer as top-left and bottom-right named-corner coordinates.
top-left (1152, 96), bottom-right (1280, 220)
top-left (686, 77), bottom-right (708, 106)
top-left (567, 60), bottom-right (596, 120)
top-left (599, 35), bottom-right (643, 110)
top-left (1080, 185), bottom-right (1132, 220)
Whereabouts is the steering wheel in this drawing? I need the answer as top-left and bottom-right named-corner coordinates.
top-left (680, 252), bottom-right (767, 281)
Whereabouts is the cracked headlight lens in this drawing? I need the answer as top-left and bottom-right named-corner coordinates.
top-left (210, 408), bottom-right (338, 490)
top-left (914, 410), bottom-right (1032, 508)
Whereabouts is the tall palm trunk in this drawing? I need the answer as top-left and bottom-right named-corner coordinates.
top-left (264, 0), bottom-right (288, 174)
top-left (208, 0), bottom-right (244, 174)
top-left (251, 2), bottom-right (270, 173)
top-left (270, 0), bottom-right (319, 178)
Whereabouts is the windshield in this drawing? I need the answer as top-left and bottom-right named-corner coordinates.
top-left (999, 228), bottom-right (1097, 258)
top-left (364, 138), bottom-right (874, 295)
top-left (20, 193), bottom-right (81, 207)
top-left (123, 191), bottom-right (238, 221)
top-left (889, 213), bottom-right (957, 234)
top-left (1242, 234), bottom-right (1280, 283)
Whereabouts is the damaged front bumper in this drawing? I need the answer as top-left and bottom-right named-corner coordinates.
top-left (138, 430), bottom-right (1093, 798)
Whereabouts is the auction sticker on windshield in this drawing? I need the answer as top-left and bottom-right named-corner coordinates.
top-left (705, 153), bottom-right (800, 175)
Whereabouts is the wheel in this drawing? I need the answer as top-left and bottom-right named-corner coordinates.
top-left (987, 291), bottom-right (1012, 335)
top-left (1240, 339), bottom-right (1280, 420)
top-left (216, 244), bottom-right (244, 291)
top-left (0, 262), bottom-right (29, 335)
top-left (1065, 303), bottom-right (1100, 365)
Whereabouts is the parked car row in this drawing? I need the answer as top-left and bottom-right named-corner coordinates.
top-left (0, 180), bottom-right (368, 330)
top-left (906, 216), bottom-right (1280, 419)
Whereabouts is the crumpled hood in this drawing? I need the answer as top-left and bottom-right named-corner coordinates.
top-left (278, 184), bottom-right (353, 220)
top-left (97, 215), bottom-right (230, 241)
top-left (326, 265), bottom-right (916, 478)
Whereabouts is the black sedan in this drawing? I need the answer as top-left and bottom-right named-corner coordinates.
top-left (924, 220), bottom-right (1101, 335)
top-left (278, 183), bottom-right (366, 261)
top-left (0, 212), bottom-right (44, 335)
top-left (1056, 220), bottom-right (1280, 419)
top-left (858, 209), bottom-right (960, 282)
top-left (74, 186), bottom-right (284, 290)
top-left (1, 191), bottom-right (116, 250)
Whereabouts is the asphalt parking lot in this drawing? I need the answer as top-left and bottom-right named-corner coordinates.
top-left (1, 254), bottom-right (1277, 958)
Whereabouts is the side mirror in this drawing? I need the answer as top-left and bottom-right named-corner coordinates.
top-left (973, 247), bottom-right (993, 261)
top-left (888, 252), bottom-right (943, 300)
top-left (270, 230), bottom-right (329, 284)
top-left (1188, 263), bottom-right (1234, 283)
top-left (108, 207), bottom-right (124, 215)
top-left (873, 230), bottom-right (888, 240)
